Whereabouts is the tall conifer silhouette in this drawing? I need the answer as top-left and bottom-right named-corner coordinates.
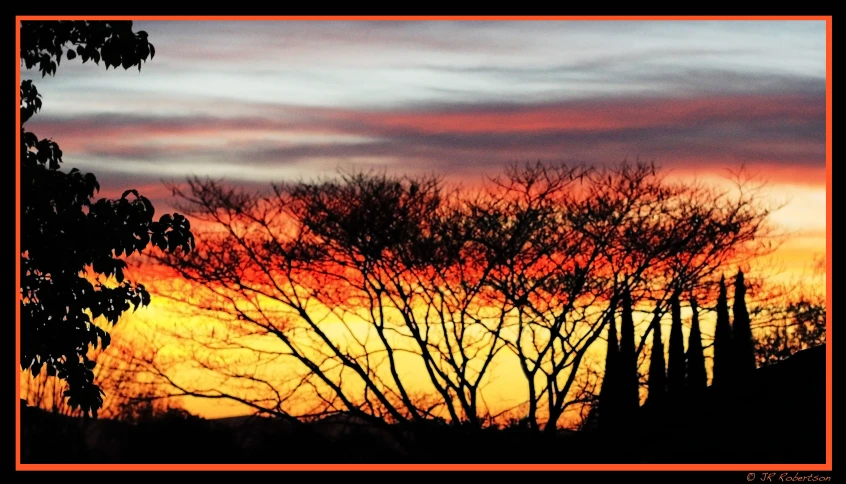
top-left (686, 298), bottom-right (708, 390)
top-left (712, 276), bottom-right (733, 386)
top-left (599, 307), bottom-right (621, 429)
top-left (667, 292), bottom-right (686, 395)
top-left (646, 308), bottom-right (666, 405)
top-left (732, 270), bottom-right (757, 375)
top-left (619, 287), bottom-right (640, 414)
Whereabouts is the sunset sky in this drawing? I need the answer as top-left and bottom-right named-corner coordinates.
top-left (21, 19), bottom-right (828, 419)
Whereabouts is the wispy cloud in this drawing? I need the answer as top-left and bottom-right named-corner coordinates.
top-left (21, 20), bottom-right (826, 211)
top-left (29, 91), bottom-right (825, 180)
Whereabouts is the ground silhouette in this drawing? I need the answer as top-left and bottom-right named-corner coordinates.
top-left (20, 344), bottom-right (826, 464)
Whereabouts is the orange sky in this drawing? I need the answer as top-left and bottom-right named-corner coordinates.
top-left (82, 169), bottom-right (823, 424)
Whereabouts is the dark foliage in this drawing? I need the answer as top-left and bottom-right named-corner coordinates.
top-left (21, 20), bottom-right (155, 77)
top-left (19, 21), bottom-right (194, 417)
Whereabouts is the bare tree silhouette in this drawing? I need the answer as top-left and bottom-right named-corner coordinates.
top-left (127, 161), bottom-right (774, 437)
top-left (751, 258), bottom-right (826, 366)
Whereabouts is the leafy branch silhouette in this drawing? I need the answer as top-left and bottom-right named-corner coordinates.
top-left (20, 21), bottom-right (194, 417)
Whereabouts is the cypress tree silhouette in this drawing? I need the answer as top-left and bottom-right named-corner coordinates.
top-left (712, 276), bottom-right (733, 386)
top-left (732, 270), bottom-right (757, 375)
top-left (686, 298), bottom-right (708, 391)
top-left (646, 308), bottom-right (667, 406)
top-left (619, 287), bottom-right (640, 415)
top-left (667, 292), bottom-right (686, 396)
top-left (598, 307), bottom-right (621, 430)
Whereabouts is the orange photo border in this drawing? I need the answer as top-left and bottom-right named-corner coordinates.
top-left (14, 14), bottom-right (833, 472)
